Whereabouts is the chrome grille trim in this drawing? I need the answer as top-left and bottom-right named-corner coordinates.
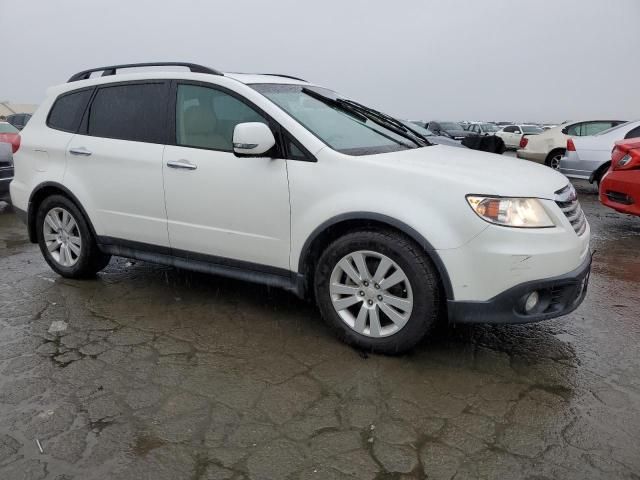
top-left (555, 184), bottom-right (587, 236)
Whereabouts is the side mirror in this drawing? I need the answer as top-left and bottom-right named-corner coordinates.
top-left (233, 122), bottom-right (276, 156)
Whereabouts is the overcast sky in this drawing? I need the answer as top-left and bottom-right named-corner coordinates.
top-left (1, 0), bottom-right (639, 122)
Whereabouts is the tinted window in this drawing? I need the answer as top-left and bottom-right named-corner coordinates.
top-left (503, 126), bottom-right (516, 133)
top-left (88, 83), bottom-right (167, 143)
top-left (522, 126), bottom-right (543, 134)
top-left (283, 134), bottom-right (310, 161)
top-left (624, 126), bottom-right (640, 139)
top-left (48, 90), bottom-right (93, 133)
top-left (176, 84), bottom-right (267, 151)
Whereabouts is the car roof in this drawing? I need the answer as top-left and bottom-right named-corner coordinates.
top-left (49, 70), bottom-right (312, 97)
top-left (47, 71), bottom-right (313, 99)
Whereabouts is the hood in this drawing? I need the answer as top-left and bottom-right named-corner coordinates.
top-left (428, 135), bottom-right (465, 148)
top-left (366, 145), bottom-right (568, 199)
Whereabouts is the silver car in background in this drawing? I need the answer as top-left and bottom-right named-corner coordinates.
top-left (560, 120), bottom-right (640, 184)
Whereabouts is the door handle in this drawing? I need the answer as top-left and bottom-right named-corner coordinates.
top-left (69, 147), bottom-right (92, 156)
top-left (167, 159), bottom-right (197, 170)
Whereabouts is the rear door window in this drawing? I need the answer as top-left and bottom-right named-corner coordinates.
top-left (87, 82), bottom-right (169, 143)
top-left (48, 89), bottom-right (93, 133)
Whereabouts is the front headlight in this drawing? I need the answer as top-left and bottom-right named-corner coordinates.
top-left (466, 196), bottom-right (554, 228)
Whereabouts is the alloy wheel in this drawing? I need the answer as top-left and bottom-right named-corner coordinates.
top-left (329, 250), bottom-right (413, 338)
top-left (43, 207), bottom-right (82, 267)
top-left (550, 154), bottom-right (562, 170)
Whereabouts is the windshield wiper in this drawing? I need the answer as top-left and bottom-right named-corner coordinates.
top-left (337, 99), bottom-right (430, 147)
top-left (301, 88), bottom-right (368, 122)
top-left (302, 88), bottom-right (424, 148)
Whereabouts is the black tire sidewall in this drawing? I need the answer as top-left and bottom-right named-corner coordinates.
top-left (314, 231), bottom-right (439, 354)
top-left (546, 149), bottom-right (565, 169)
top-left (36, 195), bottom-right (100, 278)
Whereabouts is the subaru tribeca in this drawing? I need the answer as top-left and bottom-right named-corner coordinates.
top-left (10, 62), bottom-right (591, 354)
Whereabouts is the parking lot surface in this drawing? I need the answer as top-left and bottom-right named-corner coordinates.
top-left (0, 181), bottom-right (639, 480)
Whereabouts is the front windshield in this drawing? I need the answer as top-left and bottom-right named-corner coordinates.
top-left (438, 122), bottom-right (463, 131)
top-left (251, 84), bottom-right (422, 155)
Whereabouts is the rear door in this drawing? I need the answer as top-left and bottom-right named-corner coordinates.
top-left (162, 82), bottom-right (291, 270)
top-left (64, 81), bottom-right (170, 247)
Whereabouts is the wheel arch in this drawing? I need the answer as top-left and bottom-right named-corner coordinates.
top-left (546, 147), bottom-right (566, 164)
top-left (589, 161), bottom-right (611, 185)
top-left (297, 212), bottom-right (454, 301)
top-left (27, 182), bottom-right (97, 243)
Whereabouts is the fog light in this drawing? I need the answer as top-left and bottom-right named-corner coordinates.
top-left (524, 291), bottom-right (540, 313)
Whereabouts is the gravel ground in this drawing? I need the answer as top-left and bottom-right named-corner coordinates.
top-left (0, 178), bottom-right (639, 480)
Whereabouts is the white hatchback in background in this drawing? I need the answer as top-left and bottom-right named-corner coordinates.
top-left (560, 120), bottom-right (640, 184)
top-left (495, 124), bottom-right (544, 149)
top-left (11, 62), bottom-right (591, 354)
top-left (517, 120), bottom-right (627, 170)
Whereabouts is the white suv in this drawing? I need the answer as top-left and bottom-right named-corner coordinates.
top-left (10, 62), bottom-right (592, 354)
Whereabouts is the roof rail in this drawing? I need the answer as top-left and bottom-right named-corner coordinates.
top-left (67, 62), bottom-right (223, 82)
top-left (258, 73), bottom-right (308, 82)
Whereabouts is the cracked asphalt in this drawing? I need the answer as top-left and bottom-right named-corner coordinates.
top-left (0, 180), bottom-right (639, 480)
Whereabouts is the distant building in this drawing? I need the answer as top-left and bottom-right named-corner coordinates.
top-left (0, 102), bottom-right (38, 120)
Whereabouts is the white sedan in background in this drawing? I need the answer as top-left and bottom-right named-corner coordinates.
top-left (517, 120), bottom-right (626, 169)
top-left (495, 124), bottom-right (544, 149)
top-left (560, 120), bottom-right (640, 185)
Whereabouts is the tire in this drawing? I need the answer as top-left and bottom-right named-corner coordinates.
top-left (545, 149), bottom-right (565, 170)
top-left (314, 230), bottom-right (440, 354)
top-left (36, 195), bottom-right (111, 278)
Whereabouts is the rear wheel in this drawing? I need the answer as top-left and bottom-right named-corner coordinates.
top-left (314, 230), bottom-right (440, 354)
top-left (36, 195), bottom-right (111, 278)
top-left (545, 149), bottom-right (565, 170)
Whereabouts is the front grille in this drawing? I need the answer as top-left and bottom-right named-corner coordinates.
top-left (555, 185), bottom-right (587, 236)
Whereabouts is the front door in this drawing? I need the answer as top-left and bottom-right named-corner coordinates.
top-left (162, 83), bottom-right (291, 270)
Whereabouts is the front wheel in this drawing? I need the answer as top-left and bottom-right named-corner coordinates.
top-left (36, 195), bottom-right (111, 278)
top-left (314, 230), bottom-right (440, 354)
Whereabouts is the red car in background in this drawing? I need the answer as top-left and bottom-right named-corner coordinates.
top-left (600, 138), bottom-right (640, 216)
top-left (0, 122), bottom-right (21, 153)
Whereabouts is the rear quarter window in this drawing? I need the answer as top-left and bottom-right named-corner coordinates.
top-left (48, 89), bottom-right (93, 133)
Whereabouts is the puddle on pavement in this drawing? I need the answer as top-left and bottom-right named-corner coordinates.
top-left (132, 434), bottom-right (167, 457)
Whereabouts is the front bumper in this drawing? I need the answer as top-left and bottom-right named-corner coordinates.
top-left (448, 252), bottom-right (591, 324)
top-left (600, 169), bottom-right (640, 216)
top-left (0, 176), bottom-right (13, 203)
